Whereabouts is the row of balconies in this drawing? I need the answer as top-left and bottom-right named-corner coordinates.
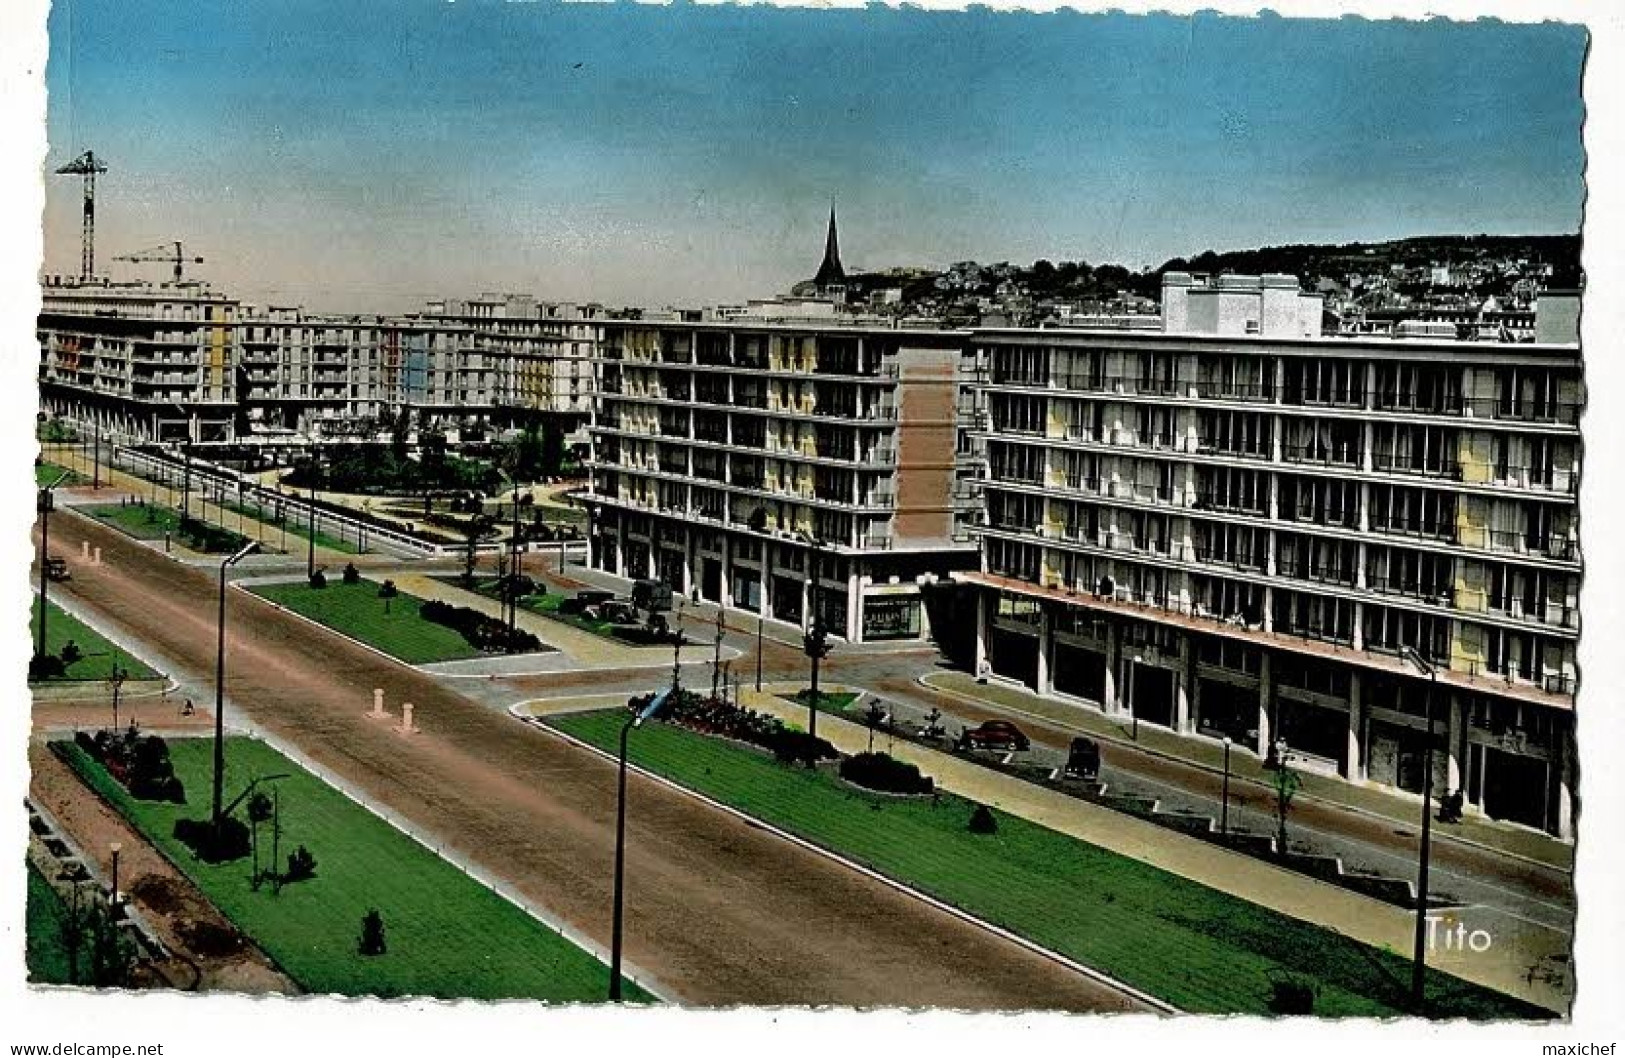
top-left (987, 372), bottom-right (1583, 427)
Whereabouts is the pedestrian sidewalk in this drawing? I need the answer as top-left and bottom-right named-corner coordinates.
top-left (736, 684), bottom-right (1569, 1014)
top-left (921, 669), bottom-right (1573, 873)
top-left (388, 572), bottom-right (721, 671)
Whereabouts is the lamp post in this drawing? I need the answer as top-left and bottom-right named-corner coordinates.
top-left (755, 614), bottom-right (764, 692)
top-left (108, 841), bottom-right (122, 918)
top-left (1400, 646), bottom-right (1440, 1016)
top-left (181, 442), bottom-right (193, 519)
top-left (1129, 653), bottom-right (1143, 741)
top-left (35, 468), bottom-right (72, 665)
top-left (610, 689), bottom-right (674, 1002)
top-left (108, 659), bottom-right (128, 732)
top-left (798, 533), bottom-right (831, 744)
top-left (307, 478), bottom-right (318, 580)
top-left (1220, 736), bottom-right (1232, 838)
top-left (213, 541), bottom-right (261, 844)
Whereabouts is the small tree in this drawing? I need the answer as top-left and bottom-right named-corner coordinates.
top-left (341, 562), bottom-right (360, 585)
top-left (308, 569), bottom-right (327, 589)
top-left (863, 700), bottom-right (887, 753)
top-left (60, 639), bottom-right (83, 668)
top-left (358, 909), bottom-right (387, 956)
top-left (379, 579), bottom-right (400, 614)
top-left (1271, 765), bottom-right (1303, 857)
top-left (247, 792), bottom-right (274, 890)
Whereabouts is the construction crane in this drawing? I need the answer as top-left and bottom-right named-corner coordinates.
top-left (54, 150), bottom-right (108, 281)
top-left (116, 240), bottom-right (205, 283)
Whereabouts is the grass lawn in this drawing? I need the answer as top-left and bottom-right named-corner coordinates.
top-left (547, 709), bottom-right (1544, 1020)
top-left (29, 597), bottom-right (159, 681)
top-left (247, 580), bottom-right (487, 664)
top-left (782, 690), bottom-right (861, 715)
top-left (217, 498), bottom-right (360, 554)
top-left (79, 503), bottom-right (251, 554)
top-left (36, 462), bottom-right (87, 488)
top-left (25, 861), bottom-right (76, 984)
top-left (437, 577), bottom-right (649, 644)
top-left (55, 736), bottom-right (648, 1002)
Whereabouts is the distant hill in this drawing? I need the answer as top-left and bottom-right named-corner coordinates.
top-left (840, 232), bottom-right (1582, 317)
top-left (1156, 233), bottom-right (1582, 291)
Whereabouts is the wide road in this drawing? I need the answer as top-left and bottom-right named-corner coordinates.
top-left (37, 509), bottom-right (1144, 1011)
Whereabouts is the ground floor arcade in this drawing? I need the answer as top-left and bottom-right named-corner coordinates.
top-left (968, 585), bottom-right (1577, 839)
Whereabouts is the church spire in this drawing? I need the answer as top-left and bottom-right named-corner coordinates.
top-left (814, 202), bottom-right (845, 289)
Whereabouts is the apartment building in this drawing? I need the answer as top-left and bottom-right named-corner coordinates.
top-left (413, 294), bottom-right (602, 418)
top-left (38, 276), bottom-right (242, 444)
top-left (583, 319), bottom-right (982, 643)
top-left (37, 279), bottom-right (601, 446)
top-left (960, 273), bottom-right (1583, 837)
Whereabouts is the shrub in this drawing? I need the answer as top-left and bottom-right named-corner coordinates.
top-left (1267, 972), bottom-right (1318, 1015)
top-left (29, 654), bottom-right (66, 681)
top-left (419, 598), bottom-right (540, 653)
top-left (127, 734), bottom-right (186, 803)
top-left (342, 562), bottom-right (361, 585)
top-left (378, 579), bottom-right (399, 599)
top-left (173, 816), bottom-right (251, 863)
top-left (839, 752), bottom-right (934, 795)
top-left (309, 570), bottom-right (327, 589)
top-left (284, 845), bottom-right (318, 884)
top-left (769, 729), bottom-right (838, 767)
top-left (968, 804), bottom-right (999, 835)
top-left (60, 640), bottom-right (83, 667)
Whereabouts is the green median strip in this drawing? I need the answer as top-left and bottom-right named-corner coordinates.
top-left (54, 736), bottom-right (647, 1002)
top-left (545, 709), bottom-right (1546, 1019)
top-left (247, 581), bottom-right (485, 664)
top-left (29, 597), bottom-right (160, 681)
top-left (25, 861), bottom-right (77, 985)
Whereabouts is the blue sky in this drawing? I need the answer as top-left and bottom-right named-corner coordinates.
top-left (42, 1), bottom-right (1586, 313)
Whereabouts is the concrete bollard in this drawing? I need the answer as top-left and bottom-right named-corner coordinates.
top-left (369, 688), bottom-right (387, 719)
top-left (94, 547), bottom-right (102, 566)
top-left (397, 702), bottom-right (418, 735)
top-left (82, 541), bottom-right (91, 560)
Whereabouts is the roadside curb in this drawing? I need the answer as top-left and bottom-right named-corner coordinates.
top-left (916, 672), bottom-right (1572, 875)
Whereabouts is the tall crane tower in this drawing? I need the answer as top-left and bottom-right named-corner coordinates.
top-left (54, 150), bottom-right (109, 281)
top-left (116, 241), bottom-right (204, 283)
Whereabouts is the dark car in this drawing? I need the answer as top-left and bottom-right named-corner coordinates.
top-left (963, 719), bottom-right (1030, 752)
top-left (1064, 736), bottom-right (1101, 780)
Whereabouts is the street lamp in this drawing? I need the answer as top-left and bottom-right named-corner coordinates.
top-left (212, 541), bottom-right (261, 844)
top-left (1221, 736), bottom-right (1232, 837)
top-left (755, 613), bottom-right (765, 692)
top-left (108, 659), bottom-right (129, 732)
top-left (797, 533), bottom-right (831, 744)
top-left (1399, 645), bottom-right (1440, 1016)
top-left (1129, 653), bottom-right (1143, 741)
top-left (34, 468), bottom-right (72, 666)
top-left (610, 688), bottom-right (674, 1002)
top-left (108, 841), bottom-right (122, 918)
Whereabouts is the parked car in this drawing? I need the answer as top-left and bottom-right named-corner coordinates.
top-left (1064, 736), bottom-right (1101, 780)
top-left (962, 719), bottom-right (1030, 752)
top-left (44, 556), bottom-right (70, 582)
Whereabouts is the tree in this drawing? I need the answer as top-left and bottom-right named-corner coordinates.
top-left (247, 792), bottom-right (274, 890)
top-left (358, 909), bottom-right (387, 956)
top-left (341, 562), bottom-right (360, 585)
top-left (863, 700), bottom-right (887, 754)
top-left (378, 579), bottom-right (400, 614)
top-left (1271, 766), bottom-right (1303, 857)
top-left (460, 514), bottom-right (496, 584)
top-left (389, 407), bottom-right (411, 462)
